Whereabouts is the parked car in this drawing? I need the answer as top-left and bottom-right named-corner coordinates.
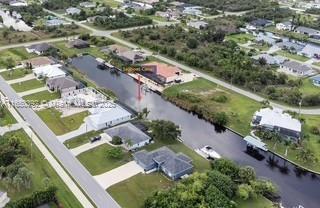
top-left (200, 145), bottom-right (221, 159)
top-left (90, 135), bottom-right (102, 143)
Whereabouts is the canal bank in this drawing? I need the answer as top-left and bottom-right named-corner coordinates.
top-left (71, 55), bottom-right (320, 208)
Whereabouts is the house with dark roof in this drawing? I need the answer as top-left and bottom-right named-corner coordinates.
top-left (247, 19), bottom-right (273, 30)
top-left (133, 147), bottom-right (193, 180)
top-left (294, 26), bottom-right (320, 37)
top-left (279, 61), bottom-right (316, 77)
top-left (104, 123), bottom-right (151, 150)
top-left (46, 76), bottom-right (79, 93)
top-left (102, 44), bottom-right (146, 64)
top-left (68, 39), bottom-right (90, 49)
top-left (26, 43), bottom-right (52, 55)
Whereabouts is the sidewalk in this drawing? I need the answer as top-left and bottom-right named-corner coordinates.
top-left (94, 161), bottom-right (143, 189)
top-left (7, 74), bottom-right (35, 84)
top-left (70, 133), bottom-right (111, 156)
top-left (0, 123), bottom-right (23, 136)
top-left (0, 92), bottom-right (94, 208)
top-left (18, 87), bottom-right (47, 97)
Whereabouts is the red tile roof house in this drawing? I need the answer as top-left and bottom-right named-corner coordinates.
top-left (142, 62), bottom-right (182, 84)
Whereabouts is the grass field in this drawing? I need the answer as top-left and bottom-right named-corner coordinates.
top-left (236, 196), bottom-right (275, 208)
top-left (108, 173), bottom-right (173, 208)
top-left (0, 130), bottom-right (82, 207)
top-left (11, 79), bottom-right (45, 92)
top-left (95, 0), bottom-right (120, 8)
top-left (275, 50), bottom-right (310, 62)
top-left (77, 143), bottom-right (132, 175)
top-left (23, 90), bottom-right (60, 103)
top-left (163, 78), bottom-right (262, 135)
top-left (0, 48), bottom-right (36, 68)
top-left (0, 68), bottom-right (32, 80)
top-left (299, 78), bottom-right (320, 95)
top-left (64, 131), bottom-right (102, 149)
top-left (225, 33), bottom-right (255, 44)
top-left (0, 106), bottom-right (17, 126)
top-left (37, 108), bottom-right (89, 136)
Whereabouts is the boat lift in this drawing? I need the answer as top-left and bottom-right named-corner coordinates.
top-left (244, 135), bottom-right (268, 152)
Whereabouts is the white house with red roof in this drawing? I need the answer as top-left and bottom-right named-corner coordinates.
top-left (142, 62), bottom-right (182, 84)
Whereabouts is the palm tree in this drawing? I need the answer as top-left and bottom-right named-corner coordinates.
top-left (13, 176), bottom-right (24, 192)
top-left (17, 167), bottom-right (32, 189)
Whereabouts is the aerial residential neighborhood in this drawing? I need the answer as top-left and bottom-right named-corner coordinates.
top-left (0, 0), bottom-right (319, 208)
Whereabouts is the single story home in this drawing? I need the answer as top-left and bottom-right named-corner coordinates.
top-left (66, 7), bottom-right (81, 15)
top-left (142, 62), bottom-right (182, 84)
top-left (21, 56), bottom-right (55, 68)
top-left (105, 122), bottom-right (151, 150)
top-left (133, 146), bottom-right (193, 180)
top-left (0, 191), bottom-right (10, 208)
top-left (123, 1), bottom-right (153, 10)
top-left (46, 76), bottom-right (79, 93)
top-left (26, 43), bottom-right (52, 55)
top-left (279, 61), bottom-right (316, 77)
top-left (46, 19), bottom-right (68, 27)
top-left (298, 43), bottom-right (320, 58)
top-left (9, 0), bottom-right (27, 6)
top-left (276, 21), bottom-right (293, 31)
top-left (256, 33), bottom-right (277, 45)
top-left (312, 76), bottom-right (320, 87)
top-left (68, 39), bottom-right (90, 49)
top-left (102, 44), bottom-right (146, 64)
top-left (252, 108), bottom-right (302, 142)
top-left (182, 7), bottom-right (202, 16)
top-left (276, 41), bottom-right (305, 53)
top-left (33, 64), bottom-right (66, 79)
top-left (87, 104), bottom-right (132, 130)
top-left (252, 54), bottom-right (286, 65)
top-left (187, 20), bottom-right (208, 29)
top-left (247, 19), bottom-right (273, 30)
top-left (79, 1), bottom-right (96, 8)
top-left (294, 26), bottom-right (320, 37)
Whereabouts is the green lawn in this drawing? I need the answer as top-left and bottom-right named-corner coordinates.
top-left (275, 50), bottom-right (310, 62)
top-left (64, 131), bottom-right (102, 149)
top-left (0, 48), bottom-right (35, 68)
top-left (77, 143), bottom-right (132, 175)
top-left (236, 196), bottom-right (275, 208)
top-left (299, 78), bottom-right (320, 95)
top-left (0, 129), bottom-right (82, 208)
top-left (225, 33), bottom-right (255, 44)
top-left (95, 0), bottom-right (120, 8)
top-left (11, 79), bottom-right (45, 92)
top-left (0, 68), bottom-right (32, 80)
top-left (107, 173), bottom-right (173, 208)
top-left (251, 43), bottom-right (270, 52)
top-left (163, 78), bottom-right (262, 135)
top-left (0, 106), bottom-right (17, 126)
top-left (37, 108), bottom-right (89, 136)
top-left (23, 90), bottom-right (60, 103)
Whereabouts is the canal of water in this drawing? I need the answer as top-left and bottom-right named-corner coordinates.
top-left (72, 55), bottom-right (320, 208)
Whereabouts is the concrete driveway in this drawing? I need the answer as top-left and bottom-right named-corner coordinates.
top-left (94, 161), bottom-right (143, 189)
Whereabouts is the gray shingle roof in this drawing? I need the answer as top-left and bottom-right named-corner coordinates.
top-left (295, 26), bottom-right (320, 35)
top-left (276, 41), bottom-right (305, 51)
top-left (46, 76), bottom-right (78, 90)
top-left (27, 43), bottom-right (51, 52)
top-left (105, 123), bottom-right (151, 146)
top-left (281, 61), bottom-right (313, 73)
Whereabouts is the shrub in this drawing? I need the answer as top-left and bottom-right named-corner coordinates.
top-left (111, 136), bottom-right (123, 145)
top-left (106, 147), bottom-right (123, 159)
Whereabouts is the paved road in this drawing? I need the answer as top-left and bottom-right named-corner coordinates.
top-left (0, 77), bottom-right (120, 208)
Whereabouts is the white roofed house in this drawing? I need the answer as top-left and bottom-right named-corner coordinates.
top-left (32, 64), bottom-right (66, 79)
top-left (66, 7), bottom-right (81, 15)
top-left (298, 44), bottom-right (320, 59)
top-left (251, 108), bottom-right (302, 142)
top-left (276, 21), bottom-right (293, 31)
top-left (187, 21), bottom-right (208, 30)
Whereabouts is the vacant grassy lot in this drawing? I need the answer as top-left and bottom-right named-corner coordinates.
top-left (77, 143), bottom-right (132, 175)
top-left (108, 173), bottom-right (173, 208)
top-left (11, 79), bottom-right (45, 92)
top-left (37, 108), bottom-right (89, 135)
top-left (23, 90), bottom-right (60, 103)
top-left (64, 131), bottom-right (102, 149)
top-left (95, 0), bottom-right (120, 8)
top-left (0, 106), bottom-right (17, 126)
top-left (163, 78), bottom-right (262, 135)
top-left (275, 50), bottom-right (310, 62)
top-left (225, 33), bottom-right (255, 44)
top-left (299, 78), bottom-right (320, 95)
top-left (0, 68), bottom-right (32, 80)
top-left (0, 130), bottom-right (82, 208)
top-left (0, 48), bottom-right (35, 68)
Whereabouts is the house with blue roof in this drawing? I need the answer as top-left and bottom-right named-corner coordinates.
top-left (133, 146), bottom-right (193, 180)
top-left (312, 76), bottom-right (320, 87)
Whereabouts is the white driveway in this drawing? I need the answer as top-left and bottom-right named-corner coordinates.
top-left (57, 120), bottom-right (94, 143)
top-left (70, 133), bottom-right (112, 156)
top-left (94, 161), bottom-right (143, 189)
